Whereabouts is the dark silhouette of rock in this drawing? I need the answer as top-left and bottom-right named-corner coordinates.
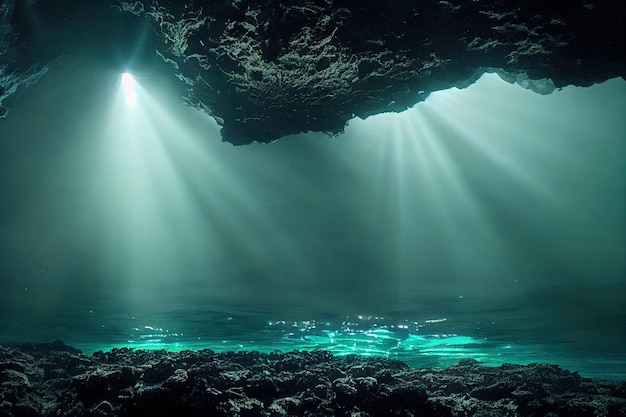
top-left (115, 0), bottom-right (625, 144)
top-left (0, 1), bottom-right (624, 143)
top-left (0, 342), bottom-right (624, 416)
top-left (0, 0), bottom-right (14, 56)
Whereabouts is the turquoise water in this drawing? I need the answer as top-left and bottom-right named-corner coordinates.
top-left (71, 313), bottom-right (626, 381)
top-left (3, 300), bottom-right (623, 381)
top-left (117, 322), bottom-right (624, 380)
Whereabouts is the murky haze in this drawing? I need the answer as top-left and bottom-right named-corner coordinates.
top-left (0, 57), bottom-right (624, 378)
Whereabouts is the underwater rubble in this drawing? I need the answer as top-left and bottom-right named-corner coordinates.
top-left (0, 341), bottom-right (624, 417)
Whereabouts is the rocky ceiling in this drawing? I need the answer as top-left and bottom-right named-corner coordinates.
top-left (1, 0), bottom-right (624, 145)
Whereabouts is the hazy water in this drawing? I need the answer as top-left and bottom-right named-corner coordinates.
top-left (0, 58), bottom-right (624, 380)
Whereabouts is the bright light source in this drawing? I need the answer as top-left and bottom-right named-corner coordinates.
top-left (121, 72), bottom-right (137, 107)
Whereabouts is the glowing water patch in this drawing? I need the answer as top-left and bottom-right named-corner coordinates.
top-left (71, 315), bottom-right (626, 379)
top-left (121, 72), bottom-right (137, 107)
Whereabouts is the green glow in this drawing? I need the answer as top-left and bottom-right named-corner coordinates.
top-left (67, 308), bottom-right (626, 380)
top-left (68, 318), bottom-right (604, 378)
top-left (1, 63), bottom-right (623, 384)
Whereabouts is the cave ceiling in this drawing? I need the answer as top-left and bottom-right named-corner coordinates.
top-left (1, 0), bottom-right (624, 144)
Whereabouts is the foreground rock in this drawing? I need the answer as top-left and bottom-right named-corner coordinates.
top-left (0, 341), bottom-right (624, 417)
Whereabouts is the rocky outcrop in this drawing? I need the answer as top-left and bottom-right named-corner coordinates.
top-left (119, 0), bottom-right (625, 144)
top-left (0, 0), bottom-right (15, 117)
top-left (0, 0), bottom-right (14, 56)
top-left (0, 342), bottom-right (625, 417)
top-left (0, 1), bottom-right (624, 142)
top-left (0, 0), bottom-right (47, 118)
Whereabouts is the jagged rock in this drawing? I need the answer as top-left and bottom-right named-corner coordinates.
top-left (0, 1), bottom-right (624, 142)
top-left (115, 0), bottom-right (625, 144)
top-left (0, 0), bottom-right (14, 56)
top-left (0, 342), bottom-right (624, 416)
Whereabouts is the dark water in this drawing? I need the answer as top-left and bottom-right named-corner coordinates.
top-left (0, 58), bottom-right (624, 380)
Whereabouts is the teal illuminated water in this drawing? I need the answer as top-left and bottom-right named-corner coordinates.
top-left (2, 295), bottom-right (624, 381)
top-left (0, 63), bottom-right (624, 381)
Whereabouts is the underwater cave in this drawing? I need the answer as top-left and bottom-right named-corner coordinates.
top-left (0, 1), bottom-right (625, 416)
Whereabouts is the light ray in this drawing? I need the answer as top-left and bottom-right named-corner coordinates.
top-left (120, 72), bottom-right (137, 107)
top-left (97, 72), bottom-right (322, 313)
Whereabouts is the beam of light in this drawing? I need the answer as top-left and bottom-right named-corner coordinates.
top-left (342, 72), bottom-right (626, 311)
top-left (90, 68), bottom-right (625, 339)
top-left (96, 71), bottom-right (321, 316)
top-left (344, 73), bottom-right (592, 302)
top-left (121, 72), bottom-right (137, 107)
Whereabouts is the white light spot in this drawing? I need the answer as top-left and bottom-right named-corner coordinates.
top-left (121, 72), bottom-right (137, 107)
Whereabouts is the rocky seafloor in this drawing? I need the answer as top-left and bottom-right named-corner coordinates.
top-left (0, 341), bottom-right (624, 417)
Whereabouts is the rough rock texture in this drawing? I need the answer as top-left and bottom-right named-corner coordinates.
top-left (0, 0), bottom-right (15, 117)
top-left (1, 342), bottom-right (625, 417)
top-left (0, 0), bottom-right (14, 56)
top-left (118, 0), bottom-right (625, 144)
top-left (0, 0), bottom-right (625, 142)
top-left (0, 64), bottom-right (47, 117)
top-left (0, 0), bottom-right (47, 118)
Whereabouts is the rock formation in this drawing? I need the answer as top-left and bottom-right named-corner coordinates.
top-left (1, 0), bottom-right (624, 144)
top-left (1, 342), bottom-right (625, 416)
top-left (116, 0), bottom-right (626, 144)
